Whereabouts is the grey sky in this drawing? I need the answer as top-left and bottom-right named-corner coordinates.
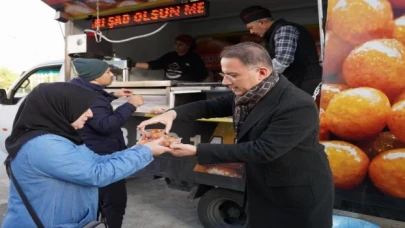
top-left (0, 0), bottom-right (65, 73)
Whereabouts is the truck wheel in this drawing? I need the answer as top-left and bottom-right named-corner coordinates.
top-left (198, 188), bottom-right (248, 228)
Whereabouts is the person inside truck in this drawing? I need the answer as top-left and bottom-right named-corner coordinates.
top-left (130, 34), bottom-right (210, 82)
top-left (69, 58), bottom-right (143, 228)
top-left (239, 5), bottom-right (322, 95)
top-left (2, 82), bottom-right (171, 228)
top-left (137, 42), bottom-right (334, 228)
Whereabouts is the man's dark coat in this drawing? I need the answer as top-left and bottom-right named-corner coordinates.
top-left (173, 75), bottom-right (334, 228)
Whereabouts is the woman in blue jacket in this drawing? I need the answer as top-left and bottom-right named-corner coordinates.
top-left (2, 82), bottom-right (170, 228)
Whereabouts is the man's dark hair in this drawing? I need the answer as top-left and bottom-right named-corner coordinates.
top-left (220, 42), bottom-right (273, 68)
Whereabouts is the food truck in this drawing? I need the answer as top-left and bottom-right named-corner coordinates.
top-left (0, 0), bottom-right (405, 227)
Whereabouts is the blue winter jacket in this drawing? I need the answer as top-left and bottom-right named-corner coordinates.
top-left (69, 78), bottom-right (136, 154)
top-left (2, 134), bottom-right (153, 228)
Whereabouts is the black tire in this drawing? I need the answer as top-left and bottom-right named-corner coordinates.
top-left (198, 188), bottom-right (248, 228)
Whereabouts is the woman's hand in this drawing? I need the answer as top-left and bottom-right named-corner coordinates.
top-left (142, 137), bottom-right (172, 156)
top-left (137, 110), bottom-right (177, 134)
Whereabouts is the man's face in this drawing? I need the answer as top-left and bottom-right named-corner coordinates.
top-left (94, 68), bottom-right (114, 86)
top-left (220, 57), bottom-right (270, 96)
top-left (174, 40), bottom-right (190, 56)
top-left (246, 20), bottom-right (268, 37)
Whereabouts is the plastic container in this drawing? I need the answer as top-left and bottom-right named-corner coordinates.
top-left (332, 215), bottom-right (380, 228)
top-left (139, 129), bottom-right (182, 146)
top-left (144, 129), bottom-right (165, 139)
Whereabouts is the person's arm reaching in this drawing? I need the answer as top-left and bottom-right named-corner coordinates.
top-left (134, 63), bottom-right (150, 69)
top-left (196, 100), bottom-right (318, 164)
top-left (271, 25), bottom-right (299, 74)
top-left (137, 93), bottom-right (234, 133)
top-left (173, 92), bottom-right (234, 121)
top-left (27, 136), bottom-right (154, 187)
top-left (133, 53), bottom-right (169, 70)
top-left (85, 102), bottom-right (135, 135)
top-left (85, 95), bottom-right (142, 135)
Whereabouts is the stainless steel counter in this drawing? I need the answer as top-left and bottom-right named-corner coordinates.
top-left (108, 80), bottom-right (231, 120)
top-left (109, 80), bottom-right (173, 88)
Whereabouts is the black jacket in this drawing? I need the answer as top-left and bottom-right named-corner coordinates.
top-left (173, 75), bottom-right (334, 228)
top-left (264, 19), bottom-right (322, 95)
top-left (148, 51), bottom-right (209, 82)
top-left (69, 78), bottom-right (136, 154)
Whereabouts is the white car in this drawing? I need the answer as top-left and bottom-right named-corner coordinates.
top-left (0, 60), bottom-right (65, 154)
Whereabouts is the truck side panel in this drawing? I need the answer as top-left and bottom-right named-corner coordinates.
top-left (319, 0), bottom-right (405, 222)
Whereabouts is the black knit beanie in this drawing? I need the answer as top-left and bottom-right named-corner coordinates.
top-left (239, 5), bottom-right (273, 24)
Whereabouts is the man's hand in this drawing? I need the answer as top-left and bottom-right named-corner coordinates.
top-left (142, 137), bottom-right (172, 156)
top-left (128, 95), bottom-right (144, 108)
top-left (114, 89), bottom-right (133, 98)
top-left (137, 110), bottom-right (177, 134)
top-left (169, 143), bottom-right (197, 157)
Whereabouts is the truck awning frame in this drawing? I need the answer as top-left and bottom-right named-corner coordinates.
top-left (42, 0), bottom-right (178, 21)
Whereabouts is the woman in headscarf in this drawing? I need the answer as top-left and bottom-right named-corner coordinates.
top-left (2, 82), bottom-right (170, 228)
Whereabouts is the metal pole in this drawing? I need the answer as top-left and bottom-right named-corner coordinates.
top-left (64, 21), bottom-right (73, 82)
top-left (317, 0), bottom-right (326, 62)
top-left (64, 21), bottom-right (83, 82)
top-left (123, 69), bottom-right (129, 82)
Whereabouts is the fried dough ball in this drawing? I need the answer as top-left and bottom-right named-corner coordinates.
top-left (325, 87), bottom-right (391, 141)
top-left (343, 39), bottom-right (405, 100)
top-left (146, 129), bottom-right (181, 146)
top-left (369, 149), bottom-right (405, 198)
top-left (146, 129), bottom-right (165, 139)
top-left (320, 83), bottom-right (350, 109)
top-left (321, 141), bottom-right (370, 189)
top-left (323, 32), bottom-right (354, 76)
top-left (330, 0), bottom-right (394, 45)
top-left (137, 130), bottom-right (180, 146)
top-left (394, 16), bottom-right (405, 46)
top-left (161, 136), bottom-right (178, 147)
top-left (356, 132), bottom-right (405, 159)
top-left (387, 100), bottom-right (405, 143)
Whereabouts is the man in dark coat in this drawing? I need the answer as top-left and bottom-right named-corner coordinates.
top-left (69, 58), bottom-right (144, 228)
top-left (137, 42), bottom-right (334, 228)
top-left (239, 5), bottom-right (322, 95)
